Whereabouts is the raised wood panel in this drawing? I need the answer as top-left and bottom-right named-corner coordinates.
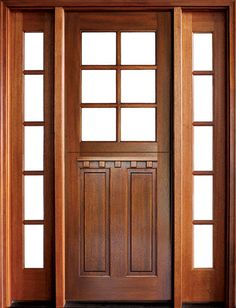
top-left (80, 169), bottom-right (110, 276)
top-left (128, 170), bottom-right (156, 274)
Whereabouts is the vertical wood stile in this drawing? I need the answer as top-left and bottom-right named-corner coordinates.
top-left (174, 7), bottom-right (183, 308)
top-left (55, 7), bottom-right (65, 308)
top-left (0, 3), bottom-right (10, 308)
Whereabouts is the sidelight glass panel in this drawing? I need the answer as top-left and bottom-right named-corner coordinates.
top-left (24, 175), bottom-right (44, 220)
top-left (121, 70), bottom-right (155, 103)
top-left (82, 70), bottom-right (116, 103)
top-left (121, 108), bottom-right (155, 141)
top-left (82, 108), bottom-right (116, 141)
top-left (24, 126), bottom-right (44, 171)
top-left (193, 126), bottom-right (213, 171)
top-left (193, 76), bottom-right (213, 122)
top-left (82, 32), bottom-right (116, 65)
top-left (24, 75), bottom-right (44, 121)
top-left (121, 32), bottom-right (156, 65)
top-left (193, 33), bottom-right (213, 71)
top-left (194, 225), bottom-right (213, 268)
top-left (193, 175), bottom-right (213, 220)
top-left (24, 225), bottom-right (44, 268)
top-left (24, 33), bottom-right (44, 70)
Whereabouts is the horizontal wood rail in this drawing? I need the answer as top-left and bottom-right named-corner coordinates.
top-left (2, 0), bottom-right (235, 8)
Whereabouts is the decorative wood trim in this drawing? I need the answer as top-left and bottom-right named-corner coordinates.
top-left (78, 160), bottom-right (158, 170)
top-left (174, 7), bottom-right (183, 308)
top-left (1, 0), bottom-right (235, 8)
top-left (55, 7), bottom-right (65, 308)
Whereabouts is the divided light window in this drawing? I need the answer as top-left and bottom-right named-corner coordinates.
top-left (23, 32), bottom-right (45, 269)
top-left (192, 33), bottom-right (214, 269)
top-left (81, 31), bottom-right (157, 142)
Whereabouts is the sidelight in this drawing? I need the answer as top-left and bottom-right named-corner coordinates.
top-left (23, 32), bottom-right (45, 269)
top-left (192, 32), bottom-right (214, 269)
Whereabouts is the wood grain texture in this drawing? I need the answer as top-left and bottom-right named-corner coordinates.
top-left (80, 170), bottom-right (110, 275)
top-left (67, 159), bottom-right (170, 301)
top-left (182, 12), bottom-right (226, 302)
top-left (0, 3), bottom-right (11, 308)
top-left (65, 11), bottom-right (170, 154)
top-left (55, 7), bottom-right (65, 308)
top-left (10, 11), bottom-right (54, 301)
top-left (226, 2), bottom-right (236, 307)
top-left (2, 0), bottom-right (234, 8)
top-left (65, 11), bottom-right (171, 301)
top-left (128, 171), bottom-right (156, 274)
top-left (174, 7), bottom-right (183, 308)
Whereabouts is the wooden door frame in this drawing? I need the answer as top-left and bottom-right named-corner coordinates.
top-left (0, 1), bottom-right (235, 308)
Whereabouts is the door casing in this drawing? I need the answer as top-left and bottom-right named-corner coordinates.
top-left (0, 1), bottom-right (235, 308)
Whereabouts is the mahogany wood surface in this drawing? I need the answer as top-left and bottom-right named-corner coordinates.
top-left (65, 11), bottom-right (171, 302)
top-left (10, 11), bottom-right (54, 301)
top-left (2, 0), bottom-right (235, 8)
top-left (173, 7), bottom-right (183, 308)
top-left (182, 12), bottom-right (226, 302)
top-left (0, 3), bottom-right (235, 308)
top-left (55, 7), bottom-right (66, 308)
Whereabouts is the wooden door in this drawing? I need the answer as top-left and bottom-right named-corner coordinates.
top-left (65, 11), bottom-right (172, 302)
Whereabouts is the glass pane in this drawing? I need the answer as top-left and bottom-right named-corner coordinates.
top-left (193, 175), bottom-right (213, 220)
top-left (24, 75), bottom-right (44, 121)
top-left (82, 70), bottom-right (116, 103)
top-left (121, 108), bottom-right (155, 141)
top-left (24, 126), bottom-right (44, 171)
top-left (193, 76), bottom-right (213, 122)
top-left (121, 32), bottom-right (156, 65)
top-left (194, 225), bottom-right (213, 268)
top-left (193, 126), bottom-right (213, 171)
top-left (24, 225), bottom-right (44, 268)
top-left (82, 32), bottom-right (116, 65)
top-left (24, 33), bottom-right (44, 70)
top-left (24, 176), bottom-right (44, 220)
top-left (193, 33), bottom-right (213, 71)
top-left (121, 70), bottom-right (155, 103)
top-left (82, 108), bottom-right (116, 141)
